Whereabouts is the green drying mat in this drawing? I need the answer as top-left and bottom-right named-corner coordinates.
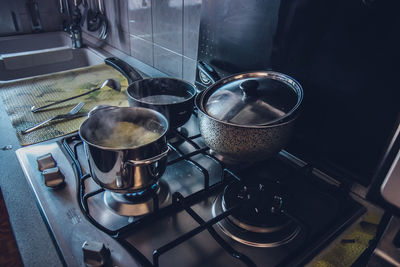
top-left (0, 64), bottom-right (129, 146)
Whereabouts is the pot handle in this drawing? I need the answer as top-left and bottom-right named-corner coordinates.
top-left (197, 61), bottom-right (221, 85)
top-left (124, 147), bottom-right (170, 167)
top-left (87, 105), bottom-right (118, 117)
top-left (240, 79), bottom-right (259, 98)
top-left (105, 57), bottom-right (143, 84)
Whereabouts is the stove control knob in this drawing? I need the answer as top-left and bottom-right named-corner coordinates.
top-left (82, 241), bottom-right (111, 267)
top-left (42, 167), bottom-right (65, 188)
top-left (36, 153), bottom-right (56, 171)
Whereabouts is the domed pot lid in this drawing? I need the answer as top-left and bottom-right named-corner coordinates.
top-left (201, 71), bottom-right (303, 126)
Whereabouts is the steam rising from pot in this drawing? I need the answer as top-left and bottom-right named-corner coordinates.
top-left (80, 106), bottom-right (167, 150)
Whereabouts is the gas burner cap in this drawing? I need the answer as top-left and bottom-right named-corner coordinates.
top-left (123, 183), bottom-right (161, 203)
top-left (104, 180), bottom-right (170, 217)
top-left (212, 180), bottom-right (301, 247)
top-left (222, 180), bottom-right (290, 231)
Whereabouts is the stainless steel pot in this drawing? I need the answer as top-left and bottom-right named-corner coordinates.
top-left (196, 71), bottom-right (303, 163)
top-left (79, 106), bottom-right (169, 193)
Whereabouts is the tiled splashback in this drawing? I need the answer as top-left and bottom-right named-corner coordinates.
top-left (0, 0), bottom-right (62, 36)
top-left (0, 0), bottom-right (201, 82)
top-left (82, 0), bottom-right (202, 83)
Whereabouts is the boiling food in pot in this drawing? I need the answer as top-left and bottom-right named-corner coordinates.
top-left (139, 94), bottom-right (187, 105)
top-left (98, 121), bottom-right (161, 148)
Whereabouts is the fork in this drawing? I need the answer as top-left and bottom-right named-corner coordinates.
top-left (22, 102), bottom-right (85, 134)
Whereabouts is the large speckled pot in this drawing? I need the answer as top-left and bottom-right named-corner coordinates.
top-left (196, 90), bottom-right (298, 163)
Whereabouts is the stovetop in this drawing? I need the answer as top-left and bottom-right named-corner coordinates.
top-left (16, 113), bottom-right (364, 267)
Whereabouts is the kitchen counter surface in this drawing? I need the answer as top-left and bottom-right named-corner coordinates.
top-left (0, 100), bottom-right (63, 266)
top-left (0, 41), bottom-right (166, 266)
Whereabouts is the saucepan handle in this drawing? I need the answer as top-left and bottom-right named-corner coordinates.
top-left (87, 105), bottom-right (118, 117)
top-left (105, 57), bottom-right (143, 84)
top-left (197, 60), bottom-right (221, 85)
top-left (124, 147), bottom-right (170, 167)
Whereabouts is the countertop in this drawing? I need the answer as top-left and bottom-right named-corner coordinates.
top-left (0, 40), bottom-right (166, 266)
top-left (0, 100), bottom-right (63, 266)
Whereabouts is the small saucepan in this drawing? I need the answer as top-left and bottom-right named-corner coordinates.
top-left (79, 106), bottom-right (169, 193)
top-left (104, 57), bottom-right (197, 132)
top-left (127, 78), bottom-right (196, 131)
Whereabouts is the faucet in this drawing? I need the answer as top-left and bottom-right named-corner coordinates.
top-left (69, 0), bottom-right (83, 49)
top-left (26, 0), bottom-right (42, 32)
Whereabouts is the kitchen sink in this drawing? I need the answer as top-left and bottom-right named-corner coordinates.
top-left (0, 31), bottom-right (106, 82)
top-left (0, 32), bottom-right (71, 54)
top-left (0, 47), bottom-right (105, 82)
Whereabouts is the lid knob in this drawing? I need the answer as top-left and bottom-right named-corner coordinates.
top-left (240, 80), bottom-right (259, 98)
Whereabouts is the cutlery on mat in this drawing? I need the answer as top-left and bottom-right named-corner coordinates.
top-left (30, 79), bottom-right (120, 113)
top-left (22, 102), bottom-right (85, 134)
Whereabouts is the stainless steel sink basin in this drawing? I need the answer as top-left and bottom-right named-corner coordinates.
top-left (0, 32), bottom-right (71, 54)
top-left (0, 47), bottom-right (105, 81)
top-left (0, 32), bottom-right (107, 82)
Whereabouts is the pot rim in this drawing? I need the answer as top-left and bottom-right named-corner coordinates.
top-left (126, 77), bottom-right (197, 106)
top-left (79, 106), bottom-right (169, 151)
top-left (200, 70), bottom-right (303, 127)
top-left (196, 90), bottom-right (300, 129)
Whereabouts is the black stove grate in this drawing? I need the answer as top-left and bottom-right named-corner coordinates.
top-left (62, 123), bottom-right (266, 266)
top-left (157, 192), bottom-right (257, 267)
top-left (61, 115), bottom-right (363, 267)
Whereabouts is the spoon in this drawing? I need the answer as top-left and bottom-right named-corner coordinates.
top-left (31, 79), bottom-right (121, 113)
top-left (22, 102), bottom-right (85, 134)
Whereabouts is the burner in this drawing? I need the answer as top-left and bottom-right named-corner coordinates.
top-left (212, 179), bottom-right (301, 247)
top-left (223, 180), bottom-right (290, 230)
top-left (104, 180), bottom-right (170, 217)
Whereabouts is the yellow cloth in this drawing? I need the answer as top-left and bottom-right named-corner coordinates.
top-left (0, 64), bottom-right (129, 145)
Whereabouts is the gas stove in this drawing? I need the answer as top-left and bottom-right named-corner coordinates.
top-left (16, 113), bottom-right (364, 266)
